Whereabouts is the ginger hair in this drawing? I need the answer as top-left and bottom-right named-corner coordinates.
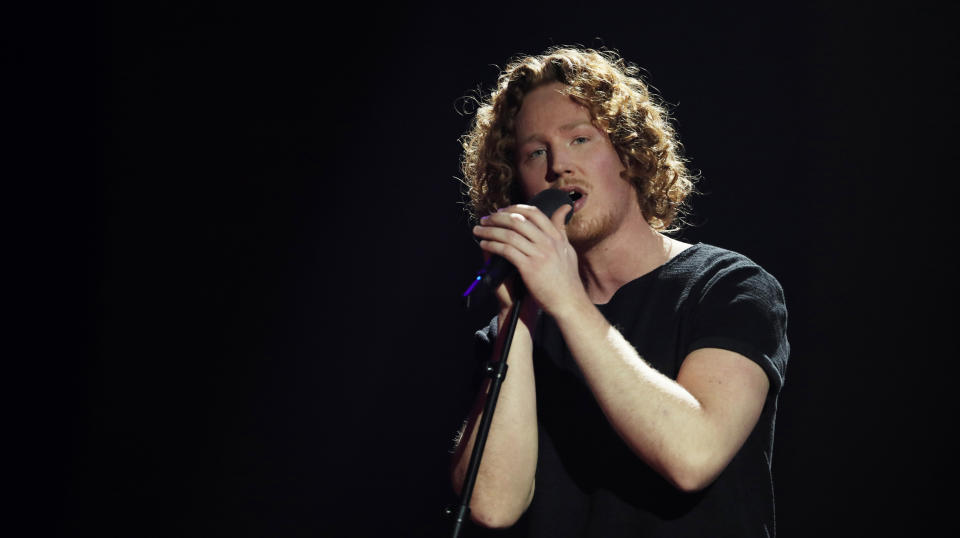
top-left (460, 46), bottom-right (696, 231)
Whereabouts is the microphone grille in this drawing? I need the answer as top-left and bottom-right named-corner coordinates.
top-left (528, 188), bottom-right (575, 224)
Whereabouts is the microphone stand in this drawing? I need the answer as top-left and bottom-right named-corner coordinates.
top-left (448, 285), bottom-right (525, 538)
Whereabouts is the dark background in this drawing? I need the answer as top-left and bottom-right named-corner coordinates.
top-left (9, 1), bottom-right (958, 536)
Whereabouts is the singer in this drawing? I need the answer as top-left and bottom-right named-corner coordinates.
top-left (450, 47), bottom-right (789, 537)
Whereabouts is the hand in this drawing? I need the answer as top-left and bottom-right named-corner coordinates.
top-left (473, 203), bottom-right (587, 319)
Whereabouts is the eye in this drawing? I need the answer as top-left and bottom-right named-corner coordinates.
top-left (528, 148), bottom-right (546, 159)
top-left (572, 136), bottom-right (589, 145)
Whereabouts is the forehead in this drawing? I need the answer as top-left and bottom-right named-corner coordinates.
top-left (514, 82), bottom-right (592, 138)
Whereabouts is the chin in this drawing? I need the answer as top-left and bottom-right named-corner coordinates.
top-left (566, 212), bottom-right (615, 249)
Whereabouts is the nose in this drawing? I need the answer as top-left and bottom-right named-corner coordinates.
top-left (546, 151), bottom-right (572, 183)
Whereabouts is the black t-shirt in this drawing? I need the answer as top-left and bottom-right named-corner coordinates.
top-left (472, 243), bottom-right (789, 537)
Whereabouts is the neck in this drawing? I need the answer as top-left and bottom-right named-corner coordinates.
top-left (576, 217), bottom-right (678, 305)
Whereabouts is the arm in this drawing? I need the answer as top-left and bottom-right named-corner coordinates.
top-left (450, 203), bottom-right (584, 526)
top-left (473, 204), bottom-right (770, 493)
top-left (552, 302), bottom-right (769, 491)
top-left (450, 286), bottom-right (539, 528)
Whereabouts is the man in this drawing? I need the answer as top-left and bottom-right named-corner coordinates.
top-left (451, 47), bottom-right (789, 537)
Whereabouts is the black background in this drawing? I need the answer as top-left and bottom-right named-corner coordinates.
top-left (9, 1), bottom-right (958, 536)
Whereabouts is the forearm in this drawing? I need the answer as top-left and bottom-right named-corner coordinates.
top-left (552, 301), bottom-right (761, 492)
top-left (450, 309), bottom-right (538, 528)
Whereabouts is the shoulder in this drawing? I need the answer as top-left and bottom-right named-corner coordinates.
top-left (678, 244), bottom-right (790, 390)
top-left (668, 243), bottom-right (785, 302)
top-left (671, 242), bottom-right (766, 272)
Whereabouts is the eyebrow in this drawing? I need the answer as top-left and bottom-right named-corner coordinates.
top-left (518, 121), bottom-right (594, 146)
top-left (560, 120), bottom-right (594, 131)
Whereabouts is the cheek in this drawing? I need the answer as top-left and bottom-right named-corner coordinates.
top-left (594, 151), bottom-right (629, 186)
top-left (598, 140), bottom-right (627, 179)
top-left (518, 167), bottom-right (548, 199)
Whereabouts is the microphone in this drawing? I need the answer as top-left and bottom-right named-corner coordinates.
top-left (462, 188), bottom-right (575, 306)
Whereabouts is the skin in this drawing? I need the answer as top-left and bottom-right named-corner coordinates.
top-left (451, 82), bottom-right (770, 529)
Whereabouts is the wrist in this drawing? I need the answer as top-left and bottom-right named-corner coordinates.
top-left (547, 289), bottom-right (595, 326)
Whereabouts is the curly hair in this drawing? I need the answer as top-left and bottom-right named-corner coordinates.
top-left (460, 46), bottom-right (696, 231)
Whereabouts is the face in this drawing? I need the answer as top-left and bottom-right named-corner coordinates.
top-left (513, 82), bottom-right (643, 248)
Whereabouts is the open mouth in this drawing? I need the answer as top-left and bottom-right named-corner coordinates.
top-left (561, 188), bottom-right (586, 212)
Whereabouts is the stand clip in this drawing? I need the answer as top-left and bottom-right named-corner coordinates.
top-left (483, 360), bottom-right (508, 381)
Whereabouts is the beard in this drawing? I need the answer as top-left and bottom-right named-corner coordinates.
top-left (565, 208), bottom-right (618, 250)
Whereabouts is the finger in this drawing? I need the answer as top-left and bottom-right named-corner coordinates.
top-left (478, 210), bottom-right (547, 244)
top-left (473, 223), bottom-right (541, 258)
top-left (498, 204), bottom-right (564, 239)
top-left (477, 239), bottom-right (531, 270)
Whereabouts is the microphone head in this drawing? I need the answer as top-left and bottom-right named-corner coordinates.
top-left (527, 188), bottom-right (575, 224)
top-left (462, 188), bottom-right (576, 307)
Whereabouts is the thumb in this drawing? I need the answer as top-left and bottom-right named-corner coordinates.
top-left (551, 204), bottom-right (573, 231)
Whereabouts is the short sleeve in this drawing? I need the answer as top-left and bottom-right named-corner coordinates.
top-left (465, 315), bottom-right (500, 390)
top-left (687, 257), bottom-right (790, 395)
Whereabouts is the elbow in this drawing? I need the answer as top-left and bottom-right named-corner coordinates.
top-left (470, 505), bottom-right (524, 530)
top-left (451, 471), bottom-right (529, 528)
top-left (467, 481), bottom-right (534, 529)
top-left (660, 453), bottom-right (724, 493)
top-left (668, 468), bottom-right (716, 493)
